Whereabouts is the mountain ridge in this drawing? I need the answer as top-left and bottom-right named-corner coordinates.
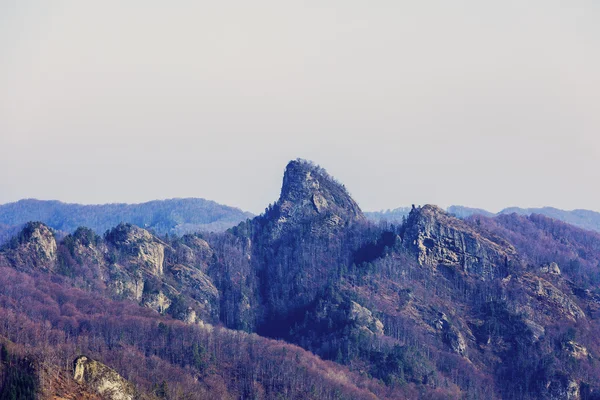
top-left (367, 205), bottom-right (600, 233)
top-left (1, 159), bottom-right (600, 399)
top-left (0, 198), bottom-right (254, 243)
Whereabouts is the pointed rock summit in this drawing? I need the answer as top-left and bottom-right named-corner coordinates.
top-left (263, 159), bottom-right (364, 239)
top-left (278, 159), bottom-right (364, 221)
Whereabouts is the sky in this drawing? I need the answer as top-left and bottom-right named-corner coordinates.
top-left (1, 1), bottom-right (599, 214)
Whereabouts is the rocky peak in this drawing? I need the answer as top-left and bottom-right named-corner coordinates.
top-left (2, 221), bottom-right (57, 271)
top-left (105, 223), bottom-right (166, 276)
top-left (272, 159), bottom-right (364, 234)
top-left (402, 204), bottom-right (517, 280)
top-left (105, 223), bottom-right (155, 246)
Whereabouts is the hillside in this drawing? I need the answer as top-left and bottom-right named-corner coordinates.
top-left (369, 205), bottom-right (600, 234)
top-left (1, 159), bottom-right (600, 399)
top-left (0, 198), bottom-right (254, 242)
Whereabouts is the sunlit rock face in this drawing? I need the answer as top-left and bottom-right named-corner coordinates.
top-left (402, 204), bottom-right (517, 280)
top-left (105, 223), bottom-right (166, 276)
top-left (270, 159), bottom-right (365, 239)
top-left (2, 222), bottom-right (57, 272)
top-left (73, 356), bottom-right (135, 400)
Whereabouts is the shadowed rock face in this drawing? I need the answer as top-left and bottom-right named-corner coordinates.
top-left (73, 356), bottom-right (135, 400)
top-left (402, 205), bottom-right (517, 280)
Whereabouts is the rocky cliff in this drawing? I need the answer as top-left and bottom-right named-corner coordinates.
top-left (1, 160), bottom-right (600, 400)
top-left (268, 159), bottom-right (365, 239)
top-left (105, 223), bottom-right (167, 276)
top-left (0, 222), bottom-right (221, 326)
top-left (402, 205), bottom-right (517, 280)
top-left (1, 221), bottom-right (57, 272)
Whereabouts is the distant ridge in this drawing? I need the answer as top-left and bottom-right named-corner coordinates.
top-left (367, 205), bottom-right (600, 233)
top-left (0, 198), bottom-right (254, 241)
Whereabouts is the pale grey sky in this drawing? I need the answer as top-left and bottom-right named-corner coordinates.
top-left (1, 1), bottom-right (599, 214)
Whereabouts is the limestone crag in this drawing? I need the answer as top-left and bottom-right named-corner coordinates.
top-left (103, 228), bottom-right (221, 321)
top-left (270, 159), bottom-right (365, 238)
top-left (349, 301), bottom-right (384, 335)
top-left (402, 205), bottom-right (517, 280)
top-left (3, 222), bottom-right (57, 271)
top-left (171, 236), bottom-right (214, 269)
top-left (73, 356), bottom-right (135, 400)
top-left (105, 223), bottom-right (166, 276)
top-left (169, 265), bottom-right (218, 303)
top-left (0, 222), bottom-right (220, 324)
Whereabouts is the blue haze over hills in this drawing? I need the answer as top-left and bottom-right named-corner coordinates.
top-left (0, 198), bottom-right (254, 244)
top-left (2, 198), bottom-right (600, 247)
top-left (367, 205), bottom-right (600, 233)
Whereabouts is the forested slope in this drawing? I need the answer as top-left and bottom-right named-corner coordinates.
top-left (1, 159), bottom-right (600, 399)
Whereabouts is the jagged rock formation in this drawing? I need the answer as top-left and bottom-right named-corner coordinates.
top-left (73, 356), bottom-right (135, 400)
top-left (235, 159), bottom-right (369, 334)
top-left (402, 205), bottom-right (517, 279)
top-left (563, 340), bottom-right (589, 360)
top-left (0, 222), bottom-right (220, 325)
top-left (105, 223), bottom-right (167, 276)
top-left (268, 159), bottom-right (365, 239)
top-left (2, 159), bottom-right (600, 400)
top-left (1, 221), bottom-right (57, 271)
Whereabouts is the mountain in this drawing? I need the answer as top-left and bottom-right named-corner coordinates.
top-left (0, 198), bottom-right (254, 243)
top-left (370, 205), bottom-right (600, 234)
top-left (1, 159), bottom-right (600, 399)
top-left (365, 207), bottom-right (412, 224)
top-left (366, 205), bottom-right (496, 224)
top-left (446, 205), bottom-right (495, 218)
top-left (496, 207), bottom-right (600, 233)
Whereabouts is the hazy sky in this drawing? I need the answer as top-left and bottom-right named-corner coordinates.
top-left (1, 1), bottom-right (599, 214)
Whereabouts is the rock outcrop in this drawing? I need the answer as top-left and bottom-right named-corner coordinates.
top-left (349, 301), bottom-right (384, 335)
top-left (73, 356), bottom-right (135, 400)
top-left (523, 275), bottom-right (586, 321)
top-left (402, 205), bottom-right (517, 280)
top-left (3, 222), bottom-right (57, 271)
top-left (269, 159), bottom-right (365, 239)
top-left (434, 312), bottom-right (468, 357)
top-left (105, 223), bottom-right (166, 276)
top-left (563, 341), bottom-right (589, 360)
top-left (0, 221), bottom-right (221, 325)
top-left (540, 262), bottom-right (561, 275)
